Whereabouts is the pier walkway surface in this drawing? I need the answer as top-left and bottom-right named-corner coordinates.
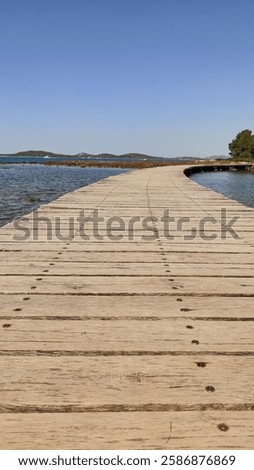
top-left (0, 165), bottom-right (254, 449)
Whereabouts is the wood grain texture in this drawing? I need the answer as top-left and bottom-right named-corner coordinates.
top-left (0, 356), bottom-right (253, 406)
top-left (1, 412), bottom-right (254, 450)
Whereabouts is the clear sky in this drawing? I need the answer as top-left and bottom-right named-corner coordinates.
top-left (0, 0), bottom-right (254, 157)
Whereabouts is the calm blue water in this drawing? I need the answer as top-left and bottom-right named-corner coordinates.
top-left (0, 164), bottom-right (128, 227)
top-left (191, 170), bottom-right (254, 209)
top-left (0, 155), bottom-right (192, 164)
top-left (0, 156), bottom-right (83, 164)
top-left (0, 154), bottom-right (166, 164)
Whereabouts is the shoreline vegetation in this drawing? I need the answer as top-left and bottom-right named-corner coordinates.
top-left (0, 157), bottom-right (252, 169)
top-left (45, 159), bottom-right (198, 169)
top-left (43, 158), bottom-right (244, 169)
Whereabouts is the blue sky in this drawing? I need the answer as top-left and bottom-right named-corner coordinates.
top-left (0, 0), bottom-right (254, 157)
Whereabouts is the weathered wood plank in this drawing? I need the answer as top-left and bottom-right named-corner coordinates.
top-left (0, 319), bottom-right (253, 352)
top-left (0, 261), bottom-right (254, 276)
top-left (0, 251), bottom-right (253, 263)
top-left (0, 274), bottom-right (254, 295)
top-left (1, 411), bottom-right (253, 449)
top-left (0, 356), bottom-right (252, 406)
top-left (0, 294), bottom-right (253, 318)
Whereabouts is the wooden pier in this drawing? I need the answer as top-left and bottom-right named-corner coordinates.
top-left (0, 165), bottom-right (254, 449)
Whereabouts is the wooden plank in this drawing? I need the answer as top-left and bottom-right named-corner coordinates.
top-left (0, 294), bottom-right (253, 318)
top-left (0, 251), bottom-right (253, 264)
top-left (0, 356), bottom-right (253, 406)
top-left (0, 274), bottom-right (254, 295)
top-left (0, 261), bottom-right (254, 276)
top-left (0, 411), bottom-right (253, 449)
top-left (0, 318), bottom-right (253, 352)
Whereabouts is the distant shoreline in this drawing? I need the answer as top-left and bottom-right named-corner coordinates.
top-left (0, 158), bottom-right (249, 169)
top-left (0, 159), bottom-right (231, 169)
top-left (0, 149), bottom-right (229, 161)
top-left (0, 150), bottom-right (164, 160)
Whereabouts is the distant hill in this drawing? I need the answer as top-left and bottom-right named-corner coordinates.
top-left (0, 150), bottom-right (164, 160)
top-left (118, 153), bottom-right (159, 160)
top-left (0, 149), bottom-right (229, 161)
top-left (0, 150), bottom-right (72, 157)
top-left (0, 150), bottom-right (160, 158)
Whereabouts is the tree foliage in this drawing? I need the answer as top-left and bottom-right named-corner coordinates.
top-left (229, 129), bottom-right (254, 160)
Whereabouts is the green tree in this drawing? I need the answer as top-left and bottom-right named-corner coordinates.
top-left (228, 129), bottom-right (254, 160)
